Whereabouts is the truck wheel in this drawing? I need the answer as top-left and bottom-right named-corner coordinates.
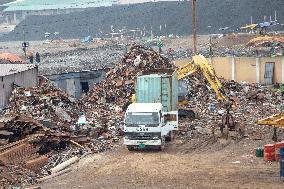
top-left (165, 131), bottom-right (174, 142)
top-left (127, 146), bottom-right (135, 151)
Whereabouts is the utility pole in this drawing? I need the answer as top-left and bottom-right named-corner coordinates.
top-left (192, 0), bottom-right (197, 54)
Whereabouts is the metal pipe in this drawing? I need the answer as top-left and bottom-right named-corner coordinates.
top-left (50, 156), bottom-right (79, 174)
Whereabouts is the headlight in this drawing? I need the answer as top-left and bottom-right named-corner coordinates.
top-left (124, 136), bottom-right (129, 140)
top-left (153, 136), bottom-right (159, 140)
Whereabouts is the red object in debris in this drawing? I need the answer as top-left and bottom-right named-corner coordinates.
top-left (264, 144), bottom-right (275, 161)
top-left (275, 142), bottom-right (284, 161)
top-left (253, 148), bottom-right (257, 156)
top-left (0, 52), bottom-right (25, 63)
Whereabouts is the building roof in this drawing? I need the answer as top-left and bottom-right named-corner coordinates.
top-left (0, 64), bottom-right (37, 77)
top-left (2, 0), bottom-right (118, 12)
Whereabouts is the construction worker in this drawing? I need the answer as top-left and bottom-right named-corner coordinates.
top-left (35, 52), bottom-right (40, 63)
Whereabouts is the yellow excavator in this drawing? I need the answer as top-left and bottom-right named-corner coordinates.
top-left (257, 114), bottom-right (284, 141)
top-left (177, 54), bottom-right (227, 102)
top-left (177, 54), bottom-right (244, 139)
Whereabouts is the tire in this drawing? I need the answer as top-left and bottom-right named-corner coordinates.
top-left (165, 131), bottom-right (174, 142)
top-left (127, 146), bottom-right (135, 151)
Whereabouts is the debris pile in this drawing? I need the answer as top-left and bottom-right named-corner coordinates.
top-left (0, 81), bottom-right (120, 188)
top-left (81, 44), bottom-right (174, 132)
top-left (5, 82), bottom-right (79, 131)
top-left (178, 71), bottom-right (284, 140)
top-left (86, 44), bottom-right (173, 103)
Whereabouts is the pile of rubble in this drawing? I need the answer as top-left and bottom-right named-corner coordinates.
top-left (0, 82), bottom-right (120, 188)
top-left (5, 82), bottom-right (79, 128)
top-left (86, 44), bottom-right (173, 102)
top-left (178, 70), bottom-right (284, 140)
top-left (81, 44), bottom-right (174, 130)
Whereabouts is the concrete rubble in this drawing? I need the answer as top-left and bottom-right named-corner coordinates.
top-left (0, 82), bottom-right (120, 188)
top-left (178, 70), bottom-right (284, 141)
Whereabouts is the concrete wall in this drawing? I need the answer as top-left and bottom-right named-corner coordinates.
top-left (47, 70), bottom-right (106, 99)
top-left (175, 56), bottom-right (284, 84)
top-left (234, 57), bottom-right (256, 83)
top-left (0, 67), bottom-right (38, 110)
top-left (210, 57), bottom-right (232, 80)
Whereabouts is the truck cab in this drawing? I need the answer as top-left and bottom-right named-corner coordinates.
top-left (124, 103), bottom-right (178, 150)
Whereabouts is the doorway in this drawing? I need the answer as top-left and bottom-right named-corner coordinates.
top-left (81, 82), bottom-right (89, 93)
top-left (264, 62), bottom-right (275, 85)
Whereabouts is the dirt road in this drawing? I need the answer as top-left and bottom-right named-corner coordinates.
top-left (40, 137), bottom-right (284, 189)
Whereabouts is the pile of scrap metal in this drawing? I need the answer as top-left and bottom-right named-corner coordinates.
top-left (177, 68), bottom-right (284, 140)
top-left (0, 114), bottom-right (118, 187)
top-left (0, 116), bottom-right (47, 144)
top-left (0, 115), bottom-right (69, 187)
top-left (0, 82), bottom-right (120, 188)
top-left (81, 44), bottom-right (174, 134)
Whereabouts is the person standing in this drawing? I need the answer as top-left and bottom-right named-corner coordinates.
top-left (36, 52), bottom-right (40, 63)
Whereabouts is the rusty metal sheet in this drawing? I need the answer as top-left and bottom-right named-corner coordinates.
top-left (25, 156), bottom-right (49, 172)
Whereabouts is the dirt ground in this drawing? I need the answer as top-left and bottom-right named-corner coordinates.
top-left (40, 135), bottom-right (284, 189)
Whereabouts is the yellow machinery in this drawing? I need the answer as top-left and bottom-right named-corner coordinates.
top-left (177, 54), bottom-right (245, 138)
top-left (177, 54), bottom-right (227, 102)
top-left (257, 114), bottom-right (284, 141)
top-left (257, 114), bottom-right (284, 127)
top-left (240, 24), bottom-right (258, 30)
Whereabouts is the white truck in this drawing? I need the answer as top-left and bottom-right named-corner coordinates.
top-left (123, 69), bottom-right (179, 150)
top-left (124, 103), bottom-right (178, 150)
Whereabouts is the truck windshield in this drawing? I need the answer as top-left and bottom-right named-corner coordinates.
top-left (125, 112), bottom-right (159, 125)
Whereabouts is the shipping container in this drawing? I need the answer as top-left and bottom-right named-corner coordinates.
top-left (135, 69), bottom-right (178, 112)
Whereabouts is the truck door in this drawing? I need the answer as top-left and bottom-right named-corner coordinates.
top-left (162, 111), bottom-right (178, 136)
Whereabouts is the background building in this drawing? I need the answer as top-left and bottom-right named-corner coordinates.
top-left (176, 56), bottom-right (284, 84)
top-left (46, 69), bottom-right (106, 99)
top-left (0, 64), bottom-right (38, 110)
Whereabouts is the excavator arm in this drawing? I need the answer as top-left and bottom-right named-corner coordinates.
top-left (177, 54), bottom-right (228, 102)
